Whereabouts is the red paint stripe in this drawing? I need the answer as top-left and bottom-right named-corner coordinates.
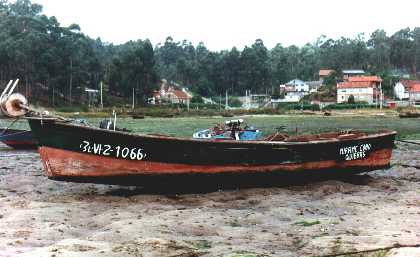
top-left (38, 146), bottom-right (393, 178)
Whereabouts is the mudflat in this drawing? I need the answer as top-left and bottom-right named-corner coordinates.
top-left (0, 143), bottom-right (419, 257)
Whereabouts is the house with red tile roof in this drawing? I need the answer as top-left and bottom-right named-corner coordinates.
top-left (165, 87), bottom-right (192, 104)
top-left (394, 80), bottom-right (420, 101)
top-left (337, 76), bottom-right (382, 104)
top-left (319, 69), bottom-right (334, 82)
top-left (152, 79), bottom-right (193, 105)
top-left (347, 76), bottom-right (382, 83)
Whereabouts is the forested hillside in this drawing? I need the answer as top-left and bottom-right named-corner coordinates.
top-left (1, 0), bottom-right (419, 106)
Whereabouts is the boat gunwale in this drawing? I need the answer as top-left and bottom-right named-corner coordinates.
top-left (1, 130), bottom-right (30, 136)
top-left (0, 128), bottom-right (32, 139)
top-left (25, 116), bottom-right (397, 146)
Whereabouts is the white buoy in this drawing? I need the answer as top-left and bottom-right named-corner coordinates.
top-left (0, 93), bottom-right (28, 117)
top-left (0, 78), bottom-right (29, 118)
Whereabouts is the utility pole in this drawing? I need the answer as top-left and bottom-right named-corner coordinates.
top-left (409, 86), bottom-right (412, 106)
top-left (247, 90), bottom-right (251, 109)
top-left (245, 90), bottom-right (248, 109)
top-left (132, 88), bottom-right (135, 110)
top-left (225, 90), bottom-right (228, 110)
top-left (379, 82), bottom-right (383, 110)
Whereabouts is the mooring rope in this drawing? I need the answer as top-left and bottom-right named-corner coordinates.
top-left (0, 118), bottom-right (19, 136)
top-left (396, 139), bottom-right (420, 146)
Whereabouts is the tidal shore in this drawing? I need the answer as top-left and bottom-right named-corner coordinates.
top-left (0, 143), bottom-right (419, 257)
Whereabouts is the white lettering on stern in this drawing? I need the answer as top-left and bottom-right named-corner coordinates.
top-left (339, 143), bottom-right (372, 161)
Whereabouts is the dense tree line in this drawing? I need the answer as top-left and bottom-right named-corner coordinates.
top-left (0, 0), bottom-right (158, 105)
top-left (1, 0), bottom-right (420, 106)
top-left (0, 0), bottom-right (103, 104)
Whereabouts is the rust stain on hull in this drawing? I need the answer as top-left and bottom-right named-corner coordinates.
top-left (38, 146), bottom-right (393, 178)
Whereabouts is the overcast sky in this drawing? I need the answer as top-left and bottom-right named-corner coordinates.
top-left (33, 0), bottom-right (420, 51)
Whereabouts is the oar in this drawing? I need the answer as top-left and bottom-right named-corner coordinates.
top-left (7, 79), bottom-right (19, 97)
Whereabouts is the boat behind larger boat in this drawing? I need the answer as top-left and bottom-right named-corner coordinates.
top-left (0, 128), bottom-right (37, 149)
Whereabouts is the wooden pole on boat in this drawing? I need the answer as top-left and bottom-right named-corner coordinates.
top-left (8, 79), bottom-right (20, 97)
top-left (100, 81), bottom-right (103, 109)
top-left (1, 80), bottom-right (13, 98)
top-left (113, 109), bottom-right (116, 131)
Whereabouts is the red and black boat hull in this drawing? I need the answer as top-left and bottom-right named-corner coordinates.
top-left (27, 118), bottom-right (396, 184)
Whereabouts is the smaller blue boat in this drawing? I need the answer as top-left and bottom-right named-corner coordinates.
top-left (0, 129), bottom-right (37, 149)
top-left (193, 119), bottom-right (262, 141)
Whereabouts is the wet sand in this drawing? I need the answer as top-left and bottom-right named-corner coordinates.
top-left (0, 143), bottom-right (419, 257)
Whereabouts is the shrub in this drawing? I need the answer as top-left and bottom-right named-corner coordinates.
top-left (347, 95), bottom-right (355, 104)
top-left (190, 95), bottom-right (204, 103)
top-left (229, 97), bottom-right (243, 108)
top-left (55, 105), bottom-right (89, 113)
top-left (324, 103), bottom-right (378, 110)
top-left (277, 103), bottom-right (320, 111)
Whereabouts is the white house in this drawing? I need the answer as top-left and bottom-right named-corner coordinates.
top-left (271, 84), bottom-right (303, 103)
top-left (284, 91), bottom-right (305, 102)
top-left (410, 84), bottom-right (420, 102)
top-left (337, 76), bottom-right (382, 104)
top-left (394, 81), bottom-right (409, 100)
top-left (337, 85), bottom-right (374, 103)
top-left (271, 91), bottom-right (305, 104)
top-left (306, 81), bottom-right (322, 93)
top-left (394, 80), bottom-right (420, 100)
top-left (286, 79), bottom-right (310, 93)
top-left (272, 79), bottom-right (309, 103)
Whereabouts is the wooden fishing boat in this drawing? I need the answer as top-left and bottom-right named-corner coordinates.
top-left (26, 116), bottom-right (397, 184)
top-left (399, 111), bottom-right (420, 118)
top-left (0, 128), bottom-right (37, 149)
